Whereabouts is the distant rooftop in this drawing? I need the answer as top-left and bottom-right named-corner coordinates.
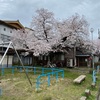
top-left (0, 20), bottom-right (24, 29)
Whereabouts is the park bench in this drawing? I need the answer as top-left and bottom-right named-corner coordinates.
top-left (73, 75), bottom-right (86, 84)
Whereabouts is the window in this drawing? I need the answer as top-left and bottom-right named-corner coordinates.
top-left (4, 28), bottom-right (6, 31)
top-left (61, 55), bottom-right (64, 60)
top-left (10, 30), bottom-right (12, 33)
top-left (44, 56), bottom-right (47, 60)
top-left (1, 34), bottom-right (11, 42)
top-left (39, 56), bottom-right (43, 60)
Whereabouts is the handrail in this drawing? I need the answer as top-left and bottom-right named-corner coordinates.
top-left (36, 69), bottom-right (64, 90)
top-left (1, 66), bottom-right (64, 90)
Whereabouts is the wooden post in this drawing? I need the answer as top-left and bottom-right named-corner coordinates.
top-left (91, 82), bottom-right (96, 88)
top-left (85, 89), bottom-right (91, 97)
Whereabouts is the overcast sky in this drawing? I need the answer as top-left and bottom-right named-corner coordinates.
top-left (0, 0), bottom-right (100, 38)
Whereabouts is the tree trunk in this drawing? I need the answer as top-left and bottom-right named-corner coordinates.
top-left (74, 46), bottom-right (76, 67)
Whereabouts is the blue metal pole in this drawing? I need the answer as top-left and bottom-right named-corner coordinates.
top-left (36, 80), bottom-right (39, 90)
top-left (62, 70), bottom-right (64, 79)
top-left (48, 74), bottom-right (50, 86)
top-left (20, 67), bottom-right (22, 72)
top-left (26, 67), bottom-right (28, 73)
top-left (1, 67), bottom-right (4, 76)
top-left (12, 67), bottom-right (14, 74)
top-left (56, 72), bottom-right (58, 82)
top-left (36, 77), bottom-right (40, 90)
top-left (0, 87), bottom-right (2, 96)
top-left (42, 68), bottom-right (44, 74)
top-left (93, 70), bottom-right (96, 83)
top-left (34, 67), bottom-right (36, 74)
top-left (52, 68), bottom-right (54, 76)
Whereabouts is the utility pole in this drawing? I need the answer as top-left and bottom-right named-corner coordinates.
top-left (90, 28), bottom-right (94, 69)
top-left (97, 29), bottom-right (100, 100)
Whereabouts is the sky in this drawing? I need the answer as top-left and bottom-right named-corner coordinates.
top-left (0, 0), bottom-right (100, 39)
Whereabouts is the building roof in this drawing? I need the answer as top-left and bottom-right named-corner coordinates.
top-left (3, 20), bottom-right (24, 29)
top-left (25, 27), bottom-right (34, 31)
top-left (0, 20), bottom-right (17, 29)
top-left (76, 50), bottom-right (91, 57)
top-left (0, 20), bottom-right (24, 29)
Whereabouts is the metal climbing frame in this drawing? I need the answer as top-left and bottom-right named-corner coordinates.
top-left (35, 68), bottom-right (64, 90)
top-left (10, 66), bottom-right (64, 90)
top-left (0, 41), bottom-right (32, 86)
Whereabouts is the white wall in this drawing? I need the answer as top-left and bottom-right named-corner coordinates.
top-left (0, 24), bottom-right (14, 37)
top-left (0, 55), bottom-right (13, 68)
top-left (8, 56), bottom-right (13, 65)
top-left (94, 56), bottom-right (99, 63)
top-left (70, 59), bottom-right (73, 67)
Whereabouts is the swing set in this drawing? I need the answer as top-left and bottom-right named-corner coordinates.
top-left (0, 41), bottom-right (64, 94)
top-left (0, 41), bottom-right (32, 94)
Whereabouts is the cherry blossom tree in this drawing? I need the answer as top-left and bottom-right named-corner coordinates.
top-left (93, 39), bottom-right (100, 54)
top-left (30, 8), bottom-right (61, 65)
top-left (12, 28), bottom-right (52, 56)
top-left (56, 14), bottom-right (90, 66)
top-left (12, 9), bottom-right (93, 67)
top-left (30, 8), bottom-right (58, 42)
top-left (57, 13), bottom-right (89, 48)
top-left (11, 29), bottom-right (29, 49)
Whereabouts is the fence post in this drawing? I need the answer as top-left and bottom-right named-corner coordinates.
top-left (19, 67), bottom-right (22, 72)
top-left (12, 67), bottom-right (14, 74)
top-left (48, 74), bottom-right (50, 86)
top-left (26, 67), bottom-right (28, 73)
top-left (62, 70), bottom-right (64, 79)
top-left (1, 67), bottom-right (4, 76)
top-left (52, 68), bottom-right (54, 76)
top-left (36, 77), bottom-right (40, 90)
top-left (56, 72), bottom-right (58, 82)
top-left (93, 70), bottom-right (96, 83)
top-left (42, 68), bottom-right (44, 74)
top-left (34, 67), bottom-right (36, 74)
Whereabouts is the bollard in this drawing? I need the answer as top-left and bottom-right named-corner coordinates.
top-left (91, 82), bottom-right (96, 89)
top-left (85, 89), bottom-right (91, 97)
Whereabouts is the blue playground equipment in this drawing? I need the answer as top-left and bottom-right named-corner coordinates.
top-left (1, 66), bottom-right (64, 90)
top-left (92, 70), bottom-right (96, 83)
top-left (36, 68), bottom-right (64, 90)
top-left (0, 42), bottom-right (32, 89)
top-left (92, 65), bottom-right (100, 83)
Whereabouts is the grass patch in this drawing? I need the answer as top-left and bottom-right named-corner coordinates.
top-left (0, 67), bottom-right (100, 100)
